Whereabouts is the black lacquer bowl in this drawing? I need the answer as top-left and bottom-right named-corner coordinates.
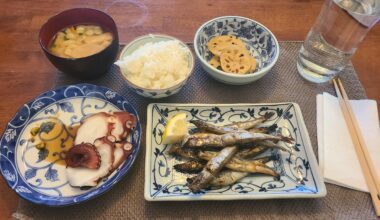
top-left (39, 8), bottom-right (119, 80)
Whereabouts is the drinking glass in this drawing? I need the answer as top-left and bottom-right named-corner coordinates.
top-left (297, 0), bottom-right (380, 83)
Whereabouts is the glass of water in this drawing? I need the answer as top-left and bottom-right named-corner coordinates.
top-left (297, 0), bottom-right (380, 83)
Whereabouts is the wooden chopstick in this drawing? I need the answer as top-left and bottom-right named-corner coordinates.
top-left (333, 78), bottom-right (380, 216)
top-left (337, 78), bottom-right (380, 193)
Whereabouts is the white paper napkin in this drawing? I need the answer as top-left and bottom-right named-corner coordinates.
top-left (317, 92), bottom-right (380, 192)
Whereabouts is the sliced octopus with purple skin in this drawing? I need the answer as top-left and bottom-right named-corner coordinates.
top-left (66, 137), bottom-right (115, 187)
top-left (113, 141), bottom-right (133, 171)
top-left (65, 111), bottom-right (137, 188)
top-left (65, 143), bottom-right (101, 169)
top-left (74, 112), bottom-right (137, 145)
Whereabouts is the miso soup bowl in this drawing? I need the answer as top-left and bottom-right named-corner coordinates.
top-left (39, 8), bottom-right (119, 80)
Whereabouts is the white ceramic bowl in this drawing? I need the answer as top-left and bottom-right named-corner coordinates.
top-left (194, 16), bottom-right (279, 85)
top-left (117, 34), bottom-right (194, 98)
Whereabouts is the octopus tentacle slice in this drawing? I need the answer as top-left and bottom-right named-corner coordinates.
top-left (67, 111), bottom-right (137, 188)
top-left (66, 137), bottom-right (114, 187)
top-left (113, 141), bottom-right (133, 171)
top-left (112, 112), bottom-right (137, 139)
top-left (74, 111), bottom-right (137, 145)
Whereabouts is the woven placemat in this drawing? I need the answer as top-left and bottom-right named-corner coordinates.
top-left (15, 42), bottom-right (377, 219)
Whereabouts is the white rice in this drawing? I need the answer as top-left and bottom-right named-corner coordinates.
top-left (115, 40), bottom-right (190, 90)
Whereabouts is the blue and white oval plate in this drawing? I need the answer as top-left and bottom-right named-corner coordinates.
top-left (0, 84), bottom-right (141, 206)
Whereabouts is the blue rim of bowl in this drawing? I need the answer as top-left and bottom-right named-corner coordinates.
top-left (117, 34), bottom-right (195, 93)
top-left (193, 16), bottom-right (280, 78)
top-left (0, 83), bottom-right (142, 206)
top-left (38, 8), bottom-right (119, 61)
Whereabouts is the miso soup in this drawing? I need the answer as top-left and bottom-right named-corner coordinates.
top-left (49, 25), bottom-right (113, 58)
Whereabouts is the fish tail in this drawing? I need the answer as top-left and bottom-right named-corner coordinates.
top-left (255, 156), bottom-right (273, 164)
top-left (280, 135), bottom-right (294, 144)
top-left (256, 163), bottom-right (279, 177)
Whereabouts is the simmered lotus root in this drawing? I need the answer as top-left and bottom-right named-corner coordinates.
top-left (208, 56), bottom-right (221, 68)
top-left (207, 35), bottom-right (258, 74)
top-left (207, 35), bottom-right (245, 56)
top-left (220, 46), bottom-right (251, 74)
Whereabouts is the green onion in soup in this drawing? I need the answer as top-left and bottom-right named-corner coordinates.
top-left (49, 25), bottom-right (113, 58)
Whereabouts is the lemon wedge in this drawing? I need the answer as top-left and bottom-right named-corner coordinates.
top-left (162, 113), bottom-right (188, 144)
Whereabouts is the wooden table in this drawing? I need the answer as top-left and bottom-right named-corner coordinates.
top-left (0, 0), bottom-right (379, 219)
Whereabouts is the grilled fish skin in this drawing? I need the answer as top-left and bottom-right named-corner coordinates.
top-left (189, 112), bottom-right (275, 135)
top-left (188, 146), bottom-right (238, 193)
top-left (184, 132), bottom-right (293, 148)
top-left (198, 151), bottom-right (279, 177)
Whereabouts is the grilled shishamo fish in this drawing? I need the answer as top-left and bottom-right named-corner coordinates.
top-left (228, 112), bottom-right (275, 130)
top-left (168, 144), bottom-right (200, 161)
top-left (259, 140), bottom-right (293, 154)
top-left (211, 156), bottom-right (276, 187)
top-left (235, 146), bottom-right (267, 158)
top-left (168, 111), bottom-right (289, 192)
top-left (174, 154), bottom-right (276, 175)
top-left (198, 151), bottom-right (279, 177)
top-left (190, 112), bottom-right (274, 135)
top-left (184, 132), bottom-right (293, 148)
top-left (170, 143), bottom-right (268, 160)
top-left (190, 120), bottom-right (242, 134)
top-left (247, 124), bottom-right (278, 134)
top-left (174, 160), bottom-right (205, 173)
top-left (187, 146), bottom-right (238, 193)
top-left (210, 171), bottom-right (249, 187)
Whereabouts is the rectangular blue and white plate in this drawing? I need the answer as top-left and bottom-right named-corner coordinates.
top-left (144, 103), bottom-right (326, 201)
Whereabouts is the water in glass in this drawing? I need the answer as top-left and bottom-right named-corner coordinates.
top-left (298, 0), bottom-right (380, 83)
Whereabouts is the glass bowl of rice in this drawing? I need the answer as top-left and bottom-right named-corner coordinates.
top-left (115, 34), bottom-right (194, 98)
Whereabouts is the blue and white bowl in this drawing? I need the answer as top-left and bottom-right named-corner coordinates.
top-left (117, 34), bottom-right (194, 99)
top-left (194, 16), bottom-right (279, 85)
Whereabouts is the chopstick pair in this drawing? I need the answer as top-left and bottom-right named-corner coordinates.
top-left (332, 78), bottom-right (380, 216)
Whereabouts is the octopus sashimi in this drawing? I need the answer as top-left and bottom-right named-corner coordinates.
top-left (74, 111), bottom-right (136, 145)
top-left (67, 111), bottom-right (137, 187)
top-left (112, 141), bottom-right (133, 170)
top-left (111, 112), bottom-right (137, 140)
top-left (66, 137), bottom-right (114, 187)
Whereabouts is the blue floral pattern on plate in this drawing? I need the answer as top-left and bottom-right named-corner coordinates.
top-left (0, 84), bottom-right (141, 206)
top-left (196, 16), bottom-right (278, 72)
top-left (144, 103), bottom-right (326, 201)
